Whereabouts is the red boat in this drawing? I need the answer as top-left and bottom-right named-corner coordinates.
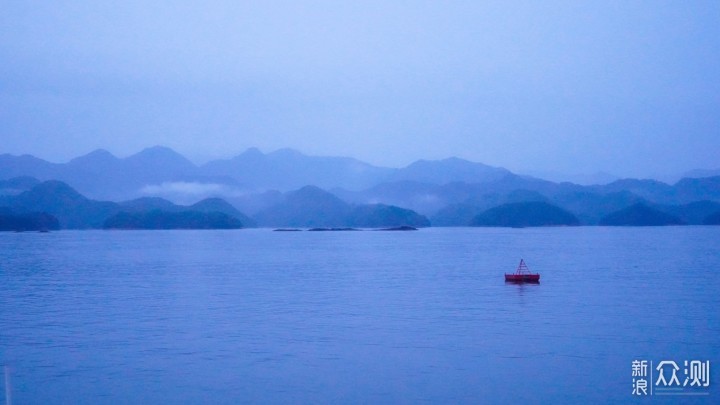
top-left (505, 259), bottom-right (540, 283)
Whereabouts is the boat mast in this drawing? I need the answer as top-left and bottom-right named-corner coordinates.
top-left (517, 259), bottom-right (529, 274)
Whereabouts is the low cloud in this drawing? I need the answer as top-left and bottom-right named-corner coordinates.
top-left (139, 181), bottom-right (248, 204)
top-left (141, 182), bottom-right (229, 196)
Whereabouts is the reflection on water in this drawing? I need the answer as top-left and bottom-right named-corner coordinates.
top-left (1, 227), bottom-right (718, 403)
top-left (507, 281), bottom-right (541, 298)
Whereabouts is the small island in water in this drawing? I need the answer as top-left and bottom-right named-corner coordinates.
top-left (377, 226), bottom-right (418, 231)
top-left (273, 226), bottom-right (419, 232)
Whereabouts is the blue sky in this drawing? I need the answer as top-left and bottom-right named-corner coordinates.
top-left (1, 1), bottom-right (718, 178)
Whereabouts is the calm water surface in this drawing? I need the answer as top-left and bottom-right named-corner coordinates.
top-left (1, 227), bottom-right (718, 403)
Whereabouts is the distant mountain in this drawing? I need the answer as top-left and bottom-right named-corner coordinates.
top-left (431, 203), bottom-right (486, 227)
top-left (117, 196), bottom-right (257, 227)
top-left (1, 180), bottom-right (120, 228)
top-left (1, 147), bottom-right (718, 221)
top-left (104, 210), bottom-right (243, 230)
top-left (590, 176), bottom-right (720, 205)
top-left (188, 197), bottom-right (257, 227)
top-left (123, 146), bottom-right (197, 177)
top-left (432, 188), bottom-right (652, 227)
top-left (66, 149), bottom-right (121, 175)
top-left (526, 171), bottom-right (619, 186)
top-left (703, 211), bottom-right (720, 225)
top-left (390, 157), bottom-right (510, 184)
top-left (0, 180), bottom-right (253, 229)
top-left (334, 181), bottom-right (447, 215)
top-left (65, 146), bottom-right (197, 181)
top-left (594, 179), bottom-right (676, 204)
top-left (347, 204), bottom-right (430, 228)
top-left (201, 147), bottom-right (394, 191)
top-left (550, 190), bottom-right (646, 225)
top-left (254, 186), bottom-right (351, 228)
top-left (0, 146), bottom-right (234, 201)
top-left (432, 189), bottom-right (549, 226)
top-left (654, 201), bottom-right (720, 225)
top-left (63, 146), bottom-right (201, 199)
top-left (61, 149), bottom-right (133, 199)
top-left (470, 201), bottom-right (579, 227)
top-left (0, 176), bottom-right (41, 195)
top-left (673, 177), bottom-right (720, 203)
top-left (363, 175), bottom-right (719, 224)
top-left (336, 174), bottom-right (568, 216)
top-left (0, 147), bottom-right (522, 201)
top-left (599, 203), bottom-right (684, 226)
top-left (0, 153), bottom-right (59, 179)
top-left (0, 208), bottom-right (59, 231)
top-left (226, 190), bottom-right (284, 216)
top-left (118, 196), bottom-right (181, 212)
top-left (253, 185), bottom-right (429, 228)
top-left (682, 168), bottom-right (720, 179)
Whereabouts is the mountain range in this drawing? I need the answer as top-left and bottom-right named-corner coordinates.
top-left (1, 146), bottom-right (720, 228)
top-left (0, 146), bottom-right (556, 201)
top-left (0, 180), bottom-right (431, 229)
top-left (253, 186), bottom-right (430, 228)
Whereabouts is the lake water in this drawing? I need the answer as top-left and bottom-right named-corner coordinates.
top-left (1, 227), bottom-right (718, 403)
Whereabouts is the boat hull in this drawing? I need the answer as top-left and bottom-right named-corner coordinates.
top-left (504, 274), bottom-right (540, 283)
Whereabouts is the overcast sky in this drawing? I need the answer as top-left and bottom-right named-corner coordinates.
top-left (1, 1), bottom-right (718, 178)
